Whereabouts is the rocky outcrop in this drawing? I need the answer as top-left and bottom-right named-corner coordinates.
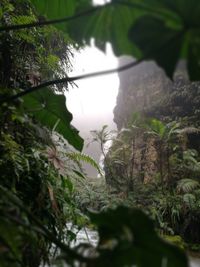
top-left (105, 56), bottom-right (200, 191)
top-left (114, 56), bottom-right (171, 130)
top-left (114, 57), bottom-right (200, 129)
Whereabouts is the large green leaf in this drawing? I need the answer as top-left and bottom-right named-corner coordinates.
top-left (161, 0), bottom-right (200, 28)
top-left (30, 0), bottom-right (75, 19)
top-left (90, 206), bottom-right (188, 267)
top-left (129, 16), bottom-right (184, 78)
top-left (29, 0), bottom-right (76, 31)
top-left (29, 0), bottom-right (91, 31)
top-left (67, 0), bottom-right (183, 56)
top-left (29, 0), bottom-right (200, 80)
top-left (68, 2), bottom-right (143, 56)
top-left (23, 88), bottom-right (84, 151)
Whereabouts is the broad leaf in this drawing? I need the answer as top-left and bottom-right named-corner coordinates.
top-left (30, 0), bottom-right (76, 31)
top-left (68, 2), bottom-right (142, 56)
top-left (129, 16), bottom-right (184, 78)
top-left (161, 0), bottom-right (200, 28)
top-left (29, 0), bottom-right (200, 80)
top-left (30, 0), bottom-right (91, 31)
top-left (30, 0), bottom-right (75, 19)
top-left (90, 206), bottom-right (188, 267)
top-left (23, 88), bottom-right (84, 151)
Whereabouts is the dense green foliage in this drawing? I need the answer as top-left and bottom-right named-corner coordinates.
top-left (1, 0), bottom-right (200, 266)
top-left (25, 0), bottom-right (200, 81)
top-left (103, 117), bottom-right (200, 247)
top-left (0, 1), bottom-right (85, 266)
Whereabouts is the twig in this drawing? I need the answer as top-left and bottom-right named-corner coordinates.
top-left (0, 30), bottom-right (184, 105)
top-left (0, 58), bottom-right (143, 104)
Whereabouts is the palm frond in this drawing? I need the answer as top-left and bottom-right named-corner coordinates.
top-left (177, 178), bottom-right (200, 193)
top-left (177, 127), bottom-right (200, 135)
top-left (183, 193), bottom-right (196, 208)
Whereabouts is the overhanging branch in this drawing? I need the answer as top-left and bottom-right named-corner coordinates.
top-left (0, 31), bottom-right (184, 105)
top-left (0, 58), bottom-right (143, 104)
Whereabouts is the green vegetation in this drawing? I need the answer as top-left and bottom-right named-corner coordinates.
top-left (103, 117), bottom-right (200, 246)
top-left (1, 0), bottom-right (200, 266)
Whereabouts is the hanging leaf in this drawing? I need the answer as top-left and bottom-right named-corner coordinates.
top-left (30, 0), bottom-right (75, 20)
top-left (22, 88), bottom-right (84, 151)
top-left (68, 2), bottom-right (142, 56)
top-left (90, 206), bottom-right (188, 267)
top-left (29, 0), bottom-right (75, 32)
top-left (129, 16), bottom-right (184, 78)
top-left (29, 0), bottom-right (90, 31)
top-left (160, 0), bottom-right (200, 28)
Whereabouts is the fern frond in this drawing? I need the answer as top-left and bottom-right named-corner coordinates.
top-left (177, 178), bottom-right (200, 193)
top-left (178, 127), bottom-right (200, 135)
top-left (65, 152), bottom-right (103, 176)
top-left (183, 193), bottom-right (196, 208)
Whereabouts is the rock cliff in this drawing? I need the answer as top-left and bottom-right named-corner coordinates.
top-left (105, 56), bottom-right (200, 191)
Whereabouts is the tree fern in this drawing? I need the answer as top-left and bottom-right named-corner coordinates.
top-left (177, 178), bottom-right (200, 193)
top-left (177, 127), bottom-right (200, 135)
top-left (183, 193), bottom-right (196, 209)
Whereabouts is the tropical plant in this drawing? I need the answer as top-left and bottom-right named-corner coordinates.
top-left (89, 125), bottom-right (116, 159)
top-left (2, 0), bottom-right (200, 266)
top-left (144, 119), bottom-right (181, 187)
top-left (177, 179), bottom-right (200, 194)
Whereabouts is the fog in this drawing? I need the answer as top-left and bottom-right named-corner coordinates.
top-left (66, 44), bottom-right (119, 177)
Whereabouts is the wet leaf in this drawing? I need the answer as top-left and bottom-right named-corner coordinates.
top-left (23, 88), bottom-right (84, 151)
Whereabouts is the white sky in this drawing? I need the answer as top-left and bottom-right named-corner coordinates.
top-left (67, 44), bottom-right (118, 119)
top-left (66, 0), bottom-right (118, 131)
top-left (65, 0), bottom-right (119, 176)
top-left (65, 44), bottom-right (119, 176)
top-left (66, 43), bottom-right (119, 136)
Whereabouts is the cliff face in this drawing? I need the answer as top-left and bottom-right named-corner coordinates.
top-left (114, 56), bottom-right (170, 130)
top-left (105, 56), bottom-right (200, 192)
top-left (105, 59), bottom-right (200, 243)
top-left (114, 56), bottom-right (200, 130)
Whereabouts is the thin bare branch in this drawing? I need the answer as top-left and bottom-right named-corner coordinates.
top-left (0, 30), bottom-right (184, 105)
top-left (0, 58), bottom-right (143, 104)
